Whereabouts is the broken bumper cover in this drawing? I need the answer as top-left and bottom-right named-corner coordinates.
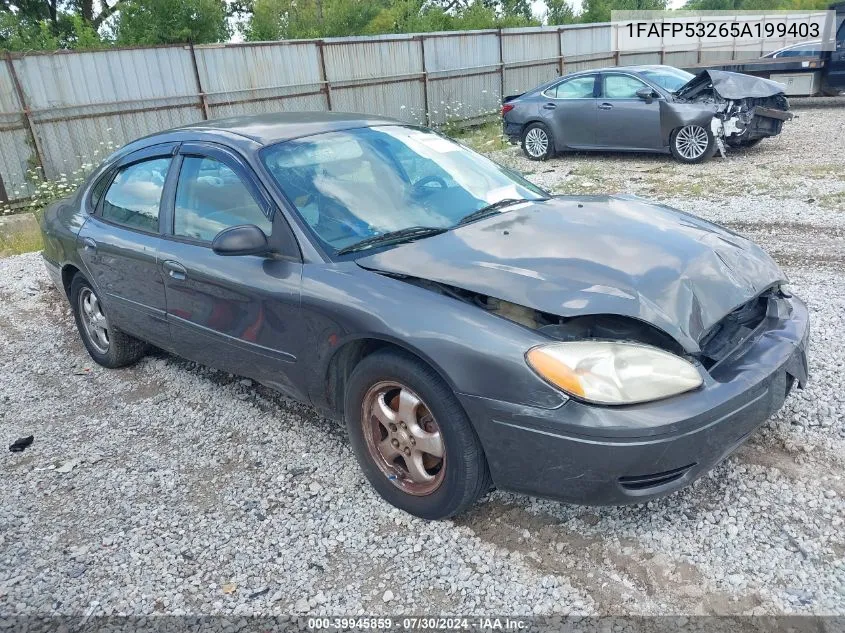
top-left (503, 120), bottom-right (522, 144)
top-left (459, 295), bottom-right (809, 505)
top-left (751, 105), bottom-right (794, 122)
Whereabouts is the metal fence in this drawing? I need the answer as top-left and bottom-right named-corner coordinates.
top-left (0, 15), bottom-right (819, 203)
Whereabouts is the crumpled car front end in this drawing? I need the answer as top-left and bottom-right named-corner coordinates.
top-left (673, 69), bottom-right (794, 150)
top-left (458, 286), bottom-right (809, 505)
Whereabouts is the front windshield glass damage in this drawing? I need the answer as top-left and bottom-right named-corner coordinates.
top-left (261, 125), bottom-right (547, 254)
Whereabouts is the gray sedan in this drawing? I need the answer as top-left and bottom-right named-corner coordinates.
top-left (502, 65), bottom-right (793, 162)
top-left (41, 112), bottom-right (808, 519)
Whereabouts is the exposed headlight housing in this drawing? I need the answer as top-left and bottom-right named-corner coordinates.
top-left (526, 341), bottom-right (703, 405)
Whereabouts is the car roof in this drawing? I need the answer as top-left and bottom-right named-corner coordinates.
top-left (172, 111), bottom-right (402, 146)
top-left (565, 64), bottom-right (686, 76)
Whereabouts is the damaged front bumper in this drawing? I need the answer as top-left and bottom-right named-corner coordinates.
top-left (459, 294), bottom-right (809, 505)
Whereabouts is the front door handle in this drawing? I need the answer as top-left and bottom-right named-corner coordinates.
top-left (542, 102), bottom-right (556, 110)
top-left (82, 237), bottom-right (97, 252)
top-left (598, 103), bottom-right (613, 110)
top-left (162, 260), bottom-right (187, 281)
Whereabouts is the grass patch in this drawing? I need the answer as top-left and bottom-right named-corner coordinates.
top-left (796, 163), bottom-right (845, 181)
top-left (818, 191), bottom-right (845, 211)
top-left (0, 228), bottom-right (43, 257)
top-left (448, 120), bottom-right (509, 153)
top-left (552, 163), bottom-right (618, 195)
top-left (0, 213), bottom-right (43, 257)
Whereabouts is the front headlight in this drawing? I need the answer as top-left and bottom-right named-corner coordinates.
top-left (526, 341), bottom-right (702, 405)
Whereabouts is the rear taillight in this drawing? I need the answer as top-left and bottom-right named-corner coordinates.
top-left (501, 103), bottom-right (514, 116)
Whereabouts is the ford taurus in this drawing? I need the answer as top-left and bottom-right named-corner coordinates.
top-left (40, 112), bottom-right (809, 519)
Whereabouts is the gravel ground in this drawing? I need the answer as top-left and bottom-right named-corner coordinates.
top-left (1, 104), bottom-right (844, 619)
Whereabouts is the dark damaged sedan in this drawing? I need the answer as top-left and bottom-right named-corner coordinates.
top-left (40, 113), bottom-right (809, 519)
top-left (503, 66), bottom-right (793, 162)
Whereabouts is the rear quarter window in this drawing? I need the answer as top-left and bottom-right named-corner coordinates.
top-left (89, 171), bottom-right (112, 211)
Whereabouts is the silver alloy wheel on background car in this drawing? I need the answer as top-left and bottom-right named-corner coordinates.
top-left (524, 127), bottom-right (549, 159)
top-left (674, 124), bottom-right (710, 160)
top-left (362, 380), bottom-right (446, 496)
top-left (78, 287), bottom-right (110, 354)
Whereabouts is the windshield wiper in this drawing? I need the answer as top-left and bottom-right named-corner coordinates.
top-left (457, 198), bottom-right (532, 226)
top-left (336, 226), bottom-right (447, 255)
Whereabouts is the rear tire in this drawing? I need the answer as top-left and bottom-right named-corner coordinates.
top-left (344, 349), bottom-right (491, 520)
top-left (670, 124), bottom-right (716, 163)
top-left (69, 274), bottom-right (148, 368)
top-left (521, 122), bottom-right (555, 161)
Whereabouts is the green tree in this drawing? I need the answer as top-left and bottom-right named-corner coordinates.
top-left (578, 0), bottom-right (668, 24)
top-left (244, 0), bottom-right (388, 40)
top-left (243, 0), bottom-right (538, 40)
top-left (545, 0), bottom-right (576, 24)
top-left (1, 2), bottom-right (104, 50)
top-left (114, 0), bottom-right (230, 44)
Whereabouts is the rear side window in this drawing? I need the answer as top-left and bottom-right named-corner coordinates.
top-left (603, 74), bottom-right (649, 98)
top-left (547, 75), bottom-right (595, 99)
top-left (173, 156), bottom-right (272, 243)
top-left (101, 158), bottom-right (171, 233)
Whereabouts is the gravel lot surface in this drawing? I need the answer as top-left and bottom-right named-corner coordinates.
top-left (1, 103), bottom-right (843, 619)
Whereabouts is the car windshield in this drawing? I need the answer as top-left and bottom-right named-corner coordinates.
top-left (260, 125), bottom-right (547, 254)
top-left (639, 67), bottom-right (695, 92)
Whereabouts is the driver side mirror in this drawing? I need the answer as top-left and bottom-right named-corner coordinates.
top-left (636, 87), bottom-right (657, 102)
top-left (212, 224), bottom-right (269, 257)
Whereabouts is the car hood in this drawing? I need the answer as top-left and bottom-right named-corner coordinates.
top-left (356, 196), bottom-right (785, 353)
top-left (675, 69), bottom-right (787, 100)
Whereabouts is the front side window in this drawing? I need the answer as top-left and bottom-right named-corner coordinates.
top-left (261, 125), bottom-right (547, 254)
top-left (547, 75), bottom-right (596, 99)
top-left (101, 158), bottom-right (171, 233)
top-left (174, 156), bottom-right (272, 242)
top-left (603, 74), bottom-right (650, 99)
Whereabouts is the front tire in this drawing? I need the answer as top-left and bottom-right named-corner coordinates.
top-left (69, 275), bottom-right (147, 368)
top-left (521, 122), bottom-right (555, 161)
top-left (344, 349), bottom-right (491, 520)
top-left (670, 124), bottom-right (716, 163)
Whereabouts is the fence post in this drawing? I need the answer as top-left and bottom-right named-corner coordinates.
top-left (419, 35), bottom-right (430, 127)
top-left (697, 17), bottom-right (703, 64)
top-left (188, 43), bottom-right (209, 120)
top-left (317, 40), bottom-right (332, 111)
top-left (557, 27), bottom-right (564, 76)
top-left (611, 21), bottom-right (620, 66)
top-left (497, 28), bottom-right (505, 101)
top-left (5, 51), bottom-right (46, 181)
top-left (0, 174), bottom-right (7, 204)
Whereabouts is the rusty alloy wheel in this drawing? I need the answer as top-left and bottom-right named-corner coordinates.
top-left (361, 381), bottom-right (446, 496)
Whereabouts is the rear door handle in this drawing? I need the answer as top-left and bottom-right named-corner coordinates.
top-left (82, 237), bottom-right (97, 252)
top-left (542, 102), bottom-right (556, 110)
top-left (162, 260), bottom-right (187, 281)
top-left (598, 103), bottom-right (613, 110)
